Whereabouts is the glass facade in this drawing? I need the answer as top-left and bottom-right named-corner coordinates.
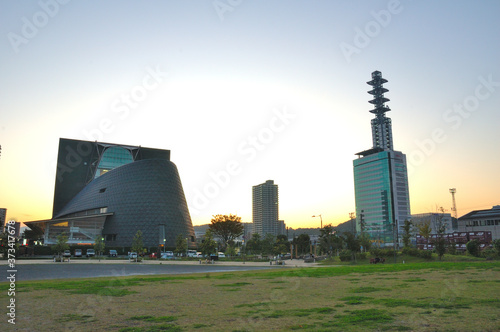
top-left (353, 151), bottom-right (410, 246)
top-left (44, 213), bottom-right (107, 244)
top-left (95, 146), bottom-right (134, 179)
top-left (353, 71), bottom-right (411, 247)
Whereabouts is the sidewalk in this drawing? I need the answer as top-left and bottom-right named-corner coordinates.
top-left (6, 258), bottom-right (321, 268)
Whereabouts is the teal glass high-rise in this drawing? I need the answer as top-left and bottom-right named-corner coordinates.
top-left (353, 71), bottom-right (411, 247)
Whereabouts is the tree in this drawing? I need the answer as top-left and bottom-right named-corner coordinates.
top-left (358, 232), bottom-right (372, 253)
top-left (174, 234), bottom-right (187, 256)
top-left (225, 245), bottom-right (237, 257)
top-left (53, 233), bottom-right (69, 261)
top-left (261, 233), bottom-right (275, 256)
top-left (273, 234), bottom-right (289, 256)
top-left (94, 235), bottom-right (105, 259)
top-left (342, 232), bottom-right (360, 261)
top-left (131, 230), bottom-right (144, 261)
top-left (416, 218), bottom-right (432, 243)
top-left (318, 224), bottom-right (335, 256)
top-left (402, 219), bottom-right (413, 248)
top-left (246, 233), bottom-right (262, 255)
top-left (434, 207), bottom-right (448, 260)
top-left (0, 231), bottom-right (9, 259)
top-left (199, 230), bottom-right (217, 258)
top-left (294, 233), bottom-right (310, 256)
top-left (208, 214), bottom-right (244, 251)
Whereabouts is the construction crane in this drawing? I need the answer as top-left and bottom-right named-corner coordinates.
top-left (449, 188), bottom-right (458, 220)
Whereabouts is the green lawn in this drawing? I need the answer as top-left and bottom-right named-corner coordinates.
top-left (1, 261), bottom-right (499, 331)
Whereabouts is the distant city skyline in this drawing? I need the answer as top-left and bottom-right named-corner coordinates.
top-left (1, 1), bottom-right (499, 229)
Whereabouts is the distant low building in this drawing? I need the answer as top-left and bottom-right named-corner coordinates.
top-left (458, 205), bottom-right (500, 241)
top-left (412, 212), bottom-right (455, 234)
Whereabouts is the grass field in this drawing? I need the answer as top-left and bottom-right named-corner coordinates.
top-left (1, 261), bottom-right (499, 331)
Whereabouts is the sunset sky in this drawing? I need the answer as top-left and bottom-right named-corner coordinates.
top-left (1, 0), bottom-right (499, 229)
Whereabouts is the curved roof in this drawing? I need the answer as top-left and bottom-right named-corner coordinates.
top-left (55, 158), bottom-right (195, 247)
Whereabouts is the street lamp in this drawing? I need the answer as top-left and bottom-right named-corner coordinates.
top-left (312, 215), bottom-right (322, 229)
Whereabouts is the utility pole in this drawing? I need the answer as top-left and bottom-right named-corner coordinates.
top-left (349, 212), bottom-right (355, 234)
top-left (393, 219), bottom-right (397, 263)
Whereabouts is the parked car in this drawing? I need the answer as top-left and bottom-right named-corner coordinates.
top-left (74, 249), bottom-right (82, 257)
top-left (161, 251), bottom-right (174, 259)
top-left (129, 252), bottom-right (138, 259)
top-left (86, 249), bottom-right (95, 257)
top-left (218, 252), bottom-right (225, 258)
top-left (108, 250), bottom-right (117, 257)
top-left (63, 250), bottom-right (71, 258)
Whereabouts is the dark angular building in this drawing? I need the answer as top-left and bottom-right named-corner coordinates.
top-left (26, 138), bottom-right (196, 248)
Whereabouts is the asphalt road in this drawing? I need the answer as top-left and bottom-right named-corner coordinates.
top-left (1, 263), bottom-right (280, 281)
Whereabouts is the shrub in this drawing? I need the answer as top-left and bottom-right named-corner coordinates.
top-left (466, 240), bottom-right (481, 257)
top-left (339, 249), bottom-right (352, 262)
top-left (447, 244), bottom-right (457, 255)
top-left (370, 248), bottom-right (395, 257)
top-left (356, 252), bottom-right (367, 260)
top-left (401, 247), bottom-right (432, 259)
top-left (481, 248), bottom-right (497, 260)
top-left (401, 247), bottom-right (419, 257)
top-left (492, 239), bottom-right (500, 254)
top-left (417, 250), bottom-right (432, 259)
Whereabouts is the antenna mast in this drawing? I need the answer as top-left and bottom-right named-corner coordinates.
top-left (449, 188), bottom-right (458, 220)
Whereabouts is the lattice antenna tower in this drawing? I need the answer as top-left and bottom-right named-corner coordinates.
top-left (449, 188), bottom-right (458, 220)
top-left (367, 71), bottom-right (393, 150)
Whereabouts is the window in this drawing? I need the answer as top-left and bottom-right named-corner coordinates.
top-left (105, 234), bottom-right (117, 241)
top-left (94, 146), bottom-right (133, 179)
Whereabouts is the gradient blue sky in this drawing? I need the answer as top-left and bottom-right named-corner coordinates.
top-left (1, 0), bottom-right (499, 228)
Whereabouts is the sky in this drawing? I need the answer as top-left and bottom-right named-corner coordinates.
top-left (1, 0), bottom-right (499, 229)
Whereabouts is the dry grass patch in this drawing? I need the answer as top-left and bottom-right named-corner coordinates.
top-left (1, 262), bottom-right (499, 331)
